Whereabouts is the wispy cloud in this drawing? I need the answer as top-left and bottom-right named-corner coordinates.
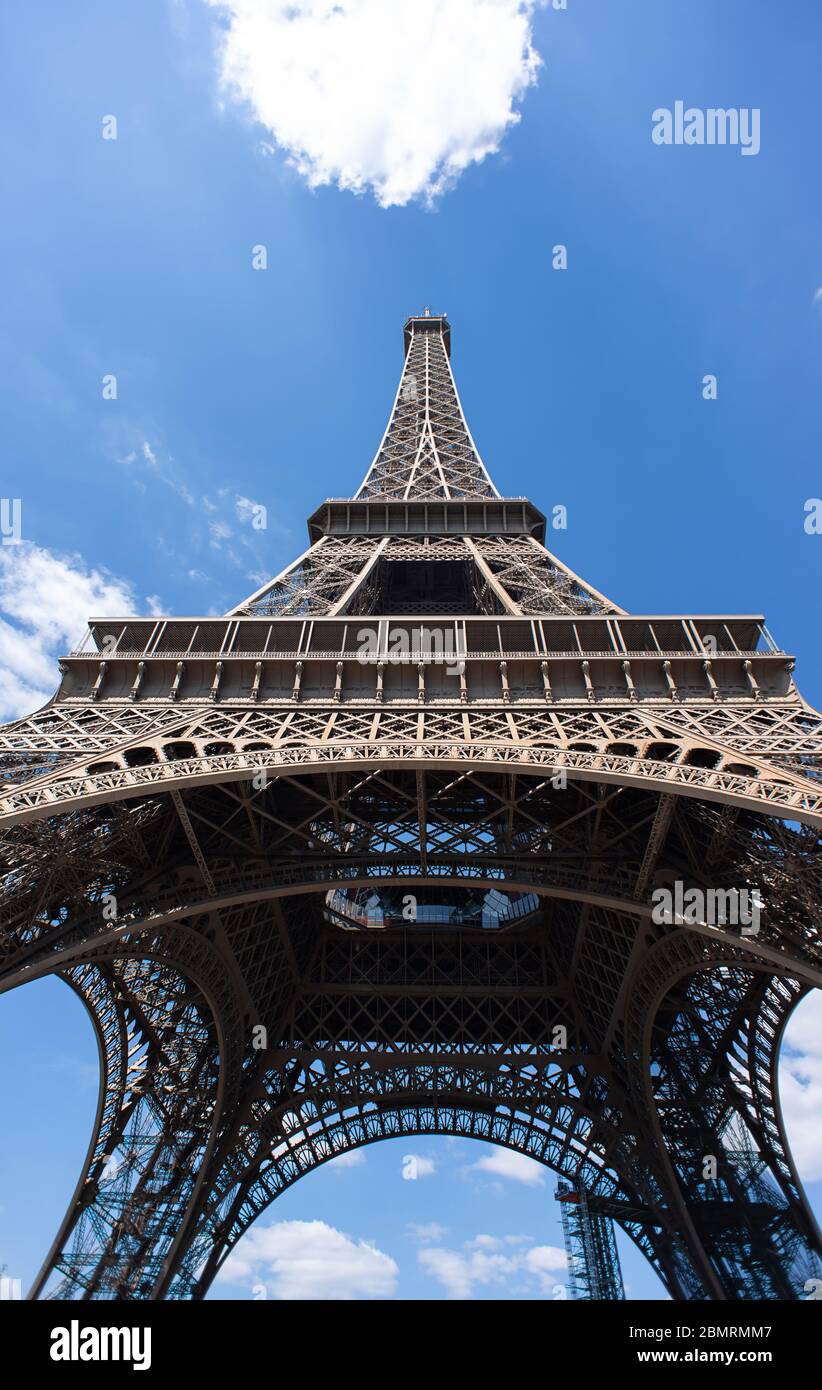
top-left (330, 1149), bottom-right (367, 1170)
top-left (407, 1222), bottom-right (448, 1244)
top-left (209, 519), bottom-right (234, 547)
top-left (419, 1233), bottom-right (566, 1299)
top-left (204, 0), bottom-right (547, 208)
top-left (117, 438), bottom-right (291, 591)
top-left (464, 1146), bottom-right (545, 1188)
top-left (235, 493), bottom-right (265, 525)
top-left (120, 439), bottom-right (195, 508)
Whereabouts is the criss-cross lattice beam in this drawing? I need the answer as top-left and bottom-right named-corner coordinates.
top-left (356, 314), bottom-right (499, 501)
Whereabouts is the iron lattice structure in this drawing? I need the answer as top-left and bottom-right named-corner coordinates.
top-left (2, 310), bottom-right (822, 1301)
top-left (556, 1179), bottom-right (625, 1300)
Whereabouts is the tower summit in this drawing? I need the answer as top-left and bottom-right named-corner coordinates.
top-left (237, 311), bottom-right (617, 619)
top-left (1, 312), bottom-right (821, 1301)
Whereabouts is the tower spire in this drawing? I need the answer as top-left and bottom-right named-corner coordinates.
top-left (356, 312), bottom-right (500, 500)
top-left (229, 310), bottom-right (621, 618)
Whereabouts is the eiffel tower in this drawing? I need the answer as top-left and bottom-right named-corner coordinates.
top-left (3, 309), bottom-right (822, 1301)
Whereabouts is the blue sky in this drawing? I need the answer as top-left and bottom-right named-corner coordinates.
top-left (1, 0), bottom-right (822, 1300)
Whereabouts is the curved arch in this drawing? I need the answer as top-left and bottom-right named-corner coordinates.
top-left (3, 732), bottom-right (819, 1301)
top-left (3, 740), bottom-right (821, 829)
top-left (180, 1078), bottom-right (675, 1300)
top-left (624, 940), bottom-right (822, 1299)
top-left (5, 864), bottom-right (821, 1001)
top-left (198, 1125), bottom-right (654, 1296)
top-left (744, 977), bottom-right (822, 1251)
top-left (14, 929), bottom-right (246, 1301)
top-left (26, 967), bottom-right (122, 1300)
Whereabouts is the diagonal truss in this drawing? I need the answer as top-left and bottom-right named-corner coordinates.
top-left (355, 309), bottom-right (499, 500)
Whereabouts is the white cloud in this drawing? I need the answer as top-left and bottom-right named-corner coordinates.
top-left (218, 1219), bottom-right (398, 1299)
top-left (205, 0), bottom-right (547, 207)
top-left (466, 1146), bottom-right (545, 1187)
top-left (813, 287), bottom-right (822, 305)
top-left (408, 1222), bottom-right (448, 1243)
top-left (471, 1232), bottom-right (502, 1249)
top-left (330, 1149), bottom-right (367, 1169)
top-left (522, 1243), bottom-right (568, 1286)
top-left (403, 1152), bottom-right (437, 1179)
top-left (780, 991), bottom-right (822, 1182)
top-left (469, 1232), bottom-right (529, 1249)
top-left (419, 1235), bottom-right (566, 1299)
top-left (418, 1246), bottom-right (483, 1299)
top-left (0, 542), bottom-right (138, 722)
